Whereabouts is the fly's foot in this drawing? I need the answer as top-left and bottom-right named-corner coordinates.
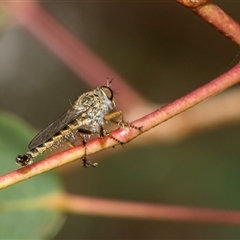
top-left (82, 158), bottom-right (98, 168)
top-left (108, 122), bottom-right (143, 147)
top-left (129, 123), bottom-right (143, 132)
top-left (120, 121), bottom-right (143, 132)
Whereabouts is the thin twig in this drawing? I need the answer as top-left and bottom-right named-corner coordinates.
top-left (61, 194), bottom-right (240, 225)
top-left (1, 1), bottom-right (148, 111)
top-left (132, 87), bottom-right (240, 143)
top-left (5, 193), bottom-right (240, 226)
top-left (0, 62), bottom-right (240, 190)
top-left (176, 0), bottom-right (240, 45)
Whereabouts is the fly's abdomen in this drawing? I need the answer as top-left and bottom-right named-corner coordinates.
top-left (16, 153), bottom-right (34, 166)
top-left (16, 124), bottom-right (79, 167)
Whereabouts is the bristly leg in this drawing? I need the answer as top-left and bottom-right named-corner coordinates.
top-left (104, 110), bottom-right (142, 132)
top-left (106, 114), bottom-right (143, 147)
top-left (77, 131), bottom-right (98, 168)
top-left (121, 121), bottom-right (143, 132)
top-left (82, 141), bottom-right (98, 167)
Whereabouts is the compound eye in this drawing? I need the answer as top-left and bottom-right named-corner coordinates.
top-left (101, 86), bottom-right (114, 100)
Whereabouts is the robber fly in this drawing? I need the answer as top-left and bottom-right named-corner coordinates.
top-left (16, 80), bottom-right (140, 167)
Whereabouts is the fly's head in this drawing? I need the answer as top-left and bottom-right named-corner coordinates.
top-left (96, 83), bottom-right (116, 111)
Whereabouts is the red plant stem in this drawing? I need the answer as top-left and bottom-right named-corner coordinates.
top-left (133, 62), bottom-right (240, 133)
top-left (5, 193), bottom-right (240, 225)
top-left (176, 0), bottom-right (240, 45)
top-left (0, 63), bottom-right (240, 190)
top-left (58, 194), bottom-right (240, 225)
top-left (1, 2), bottom-right (148, 111)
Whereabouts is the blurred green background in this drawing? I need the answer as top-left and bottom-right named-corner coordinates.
top-left (0, 1), bottom-right (240, 239)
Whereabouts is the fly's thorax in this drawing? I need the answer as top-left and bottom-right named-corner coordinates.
top-left (74, 86), bottom-right (115, 117)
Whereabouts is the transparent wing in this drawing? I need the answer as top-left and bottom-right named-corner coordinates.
top-left (28, 107), bottom-right (87, 150)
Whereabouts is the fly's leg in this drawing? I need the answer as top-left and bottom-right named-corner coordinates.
top-left (105, 111), bottom-right (142, 130)
top-left (77, 129), bottom-right (98, 168)
top-left (104, 111), bottom-right (142, 145)
top-left (63, 130), bottom-right (97, 168)
top-left (81, 138), bottom-right (98, 168)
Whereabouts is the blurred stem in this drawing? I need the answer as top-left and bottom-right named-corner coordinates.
top-left (60, 194), bottom-right (240, 225)
top-left (3, 193), bottom-right (240, 226)
top-left (0, 63), bottom-right (240, 190)
top-left (176, 0), bottom-right (240, 45)
top-left (1, 1), bottom-right (149, 112)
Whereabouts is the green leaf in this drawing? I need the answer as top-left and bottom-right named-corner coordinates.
top-left (0, 112), bottom-right (65, 239)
